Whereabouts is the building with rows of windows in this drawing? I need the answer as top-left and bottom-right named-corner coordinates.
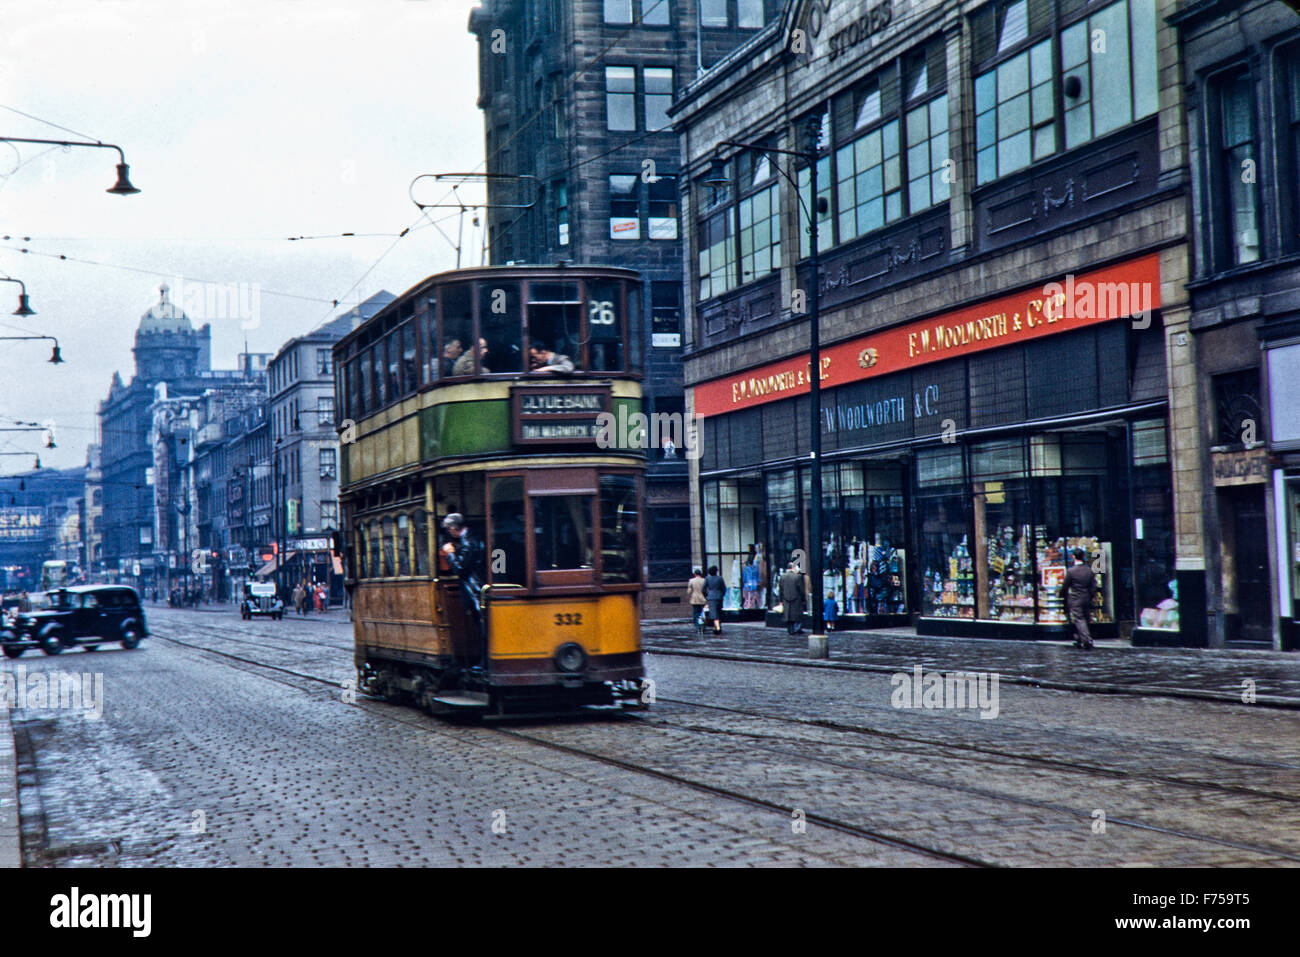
top-left (1171, 0), bottom-right (1300, 649)
top-left (674, 0), bottom-right (1219, 644)
top-left (266, 291), bottom-right (394, 602)
top-left (468, 0), bottom-right (784, 614)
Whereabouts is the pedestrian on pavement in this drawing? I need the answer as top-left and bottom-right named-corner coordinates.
top-left (823, 591), bottom-right (839, 632)
top-left (292, 582), bottom-right (305, 616)
top-left (703, 565), bottom-right (726, 635)
top-left (315, 583), bottom-right (326, 612)
top-left (1064, 548), bottom-right (1098, 649)
top-left (780, 561), bottom-right (807, 636)
top-left (686, 569), bottom-right (707, 633)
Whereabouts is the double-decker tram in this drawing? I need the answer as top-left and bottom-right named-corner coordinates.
top-left (333, 265), bottom-right (647, 715)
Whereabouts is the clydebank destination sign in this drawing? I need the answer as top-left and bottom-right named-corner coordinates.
top-left (511, 385), bottom-right (613, 445)
top-left (693, 252), bottom-right (1162, 417)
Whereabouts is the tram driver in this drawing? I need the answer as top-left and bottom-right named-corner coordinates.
top-left (440, 512), bottom-right (487, 659)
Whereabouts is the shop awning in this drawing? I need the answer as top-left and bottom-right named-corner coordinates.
top-left (254, 551), bottom-right (296, 577)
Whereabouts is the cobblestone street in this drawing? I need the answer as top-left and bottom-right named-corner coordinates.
top-left (3, 606), bottom-right (1297, 867)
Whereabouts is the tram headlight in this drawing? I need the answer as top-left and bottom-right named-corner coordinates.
top-left (554, 642), bottom-right (587, 673)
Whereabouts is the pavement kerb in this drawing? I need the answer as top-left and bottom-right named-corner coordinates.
top-left (642, 644), bottom-right (1300, 710)
top-left (0, 702), bottom-right (20, 867)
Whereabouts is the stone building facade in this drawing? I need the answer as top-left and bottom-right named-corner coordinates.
top-left (267, 292), bottom-right (392, 600)
top-left (1172, 0), bottom-right (1300, 649)
top-left (674, 0), bottom-right (1206, 642)
top-left (468, 0), bottom-right (783, 613)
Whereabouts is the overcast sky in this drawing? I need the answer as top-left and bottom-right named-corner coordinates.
top-left (0, 0), bottom-right (485, 472)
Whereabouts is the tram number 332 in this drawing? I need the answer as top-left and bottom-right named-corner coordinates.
top-left (554, 612), bottom-right (584, 626)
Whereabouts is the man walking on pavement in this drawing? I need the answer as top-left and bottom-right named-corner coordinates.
top-left (779, 560), bottom-right (807, 636)
top-left (1064, 547), bottom-right (1098, 649)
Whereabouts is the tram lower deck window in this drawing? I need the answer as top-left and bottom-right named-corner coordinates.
top-left (534, 495), bottom-right (594, 570)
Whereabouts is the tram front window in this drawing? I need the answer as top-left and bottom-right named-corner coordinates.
top-left (534, 495), bottom-right (594, 570)
top-left (527, 283), bottom-right (583, 373)
top-left (587, 281), bottom-right (624, 372)
top-left (480, 283), bottom-right (522, 374)
top-left (600, 474), bottom-right (640, 583)
top-left (442, 284), bottom-right (473, 377)
top-left (489, 476), bottom-right (527, 584)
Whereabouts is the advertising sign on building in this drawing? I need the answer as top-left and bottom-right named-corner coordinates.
top-left (0, 507), bottom-right (42, 540)
top-left (693, 253), bottom-right (1161, 416)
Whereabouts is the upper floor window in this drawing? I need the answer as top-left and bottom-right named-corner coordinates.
top-left (648, 174), bottom-right (679, 239)
top-left (1214, 70), bottom-right (1261, 267)
top-left (607, 0), bottom-right (669, 24)
top-left (317, 396), bottom-right (335, 427)
top-left (701, 0), bottom-right (770, 28)
top-left (319, 447), bottom-right (337, 480)
top-left (610, 175), bottom-right (641, 240)
top-left (736, 149), bottom-right (781, 284)
top-left (697, 160), bottom-right (738, 300)
top-left (606, 66), bottom-right (637, 131)
top-left (604, 0), bottom-right (633, 23)
top-left (1282, 50), bottom-right (1300, 254)
top-left (644, 67), bottom-right (674, 131)
top-left (972, 0), bottom-right (1158, 186)
top-left (316, 348), bottom-right (331, 375)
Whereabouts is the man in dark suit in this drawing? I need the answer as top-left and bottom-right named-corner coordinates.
top-left (779, 561), bottom-right (807, 636)
top-left (441, 512), bottom-right (487, 661)
top-left (1064, 548), bottom-right (1098, 649)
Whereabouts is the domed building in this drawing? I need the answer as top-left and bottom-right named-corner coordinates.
top-left (96, 286), bottom-right (224, 588)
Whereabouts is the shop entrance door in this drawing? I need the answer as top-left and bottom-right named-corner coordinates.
top-left (1222, 486), bottom-right (1271, 644)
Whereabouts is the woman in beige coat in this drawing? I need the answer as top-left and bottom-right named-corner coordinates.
top-left (686, 568), bottom-right (707, 633)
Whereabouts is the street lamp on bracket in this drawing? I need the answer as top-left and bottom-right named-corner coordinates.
top-left (0, 137), bottom-right (140, 195)
top-left (703, 115), bottom-right (830, 658)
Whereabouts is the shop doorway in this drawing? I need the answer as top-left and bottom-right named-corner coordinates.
top-left (1219, 485), bottom-right (1271, 644)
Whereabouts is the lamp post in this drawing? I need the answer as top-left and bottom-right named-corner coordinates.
top-left (0, 137), bottom-right (140, 195)
top-left (703, 115), bottom-right (828, 658)
top-left (0, 277), bottom-right (36, 316)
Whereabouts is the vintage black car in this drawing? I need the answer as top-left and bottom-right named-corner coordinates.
top-left (1, 585), bottom-right (147, 657)
top-left (240, 580), bottom-right (284, 620)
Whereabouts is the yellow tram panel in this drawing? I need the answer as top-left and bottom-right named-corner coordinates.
top-left (487, 593), bottom-right (639, 660)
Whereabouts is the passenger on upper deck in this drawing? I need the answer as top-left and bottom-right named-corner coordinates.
top-left (441, 338), bottom-right (463, 378)
top-left (527, 344), bottom-right (574, 374)
top-left (452, 338), bottom-right (489, 376)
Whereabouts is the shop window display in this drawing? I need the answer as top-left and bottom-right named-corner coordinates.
top-left (919, 492), bottom-right (974, 619)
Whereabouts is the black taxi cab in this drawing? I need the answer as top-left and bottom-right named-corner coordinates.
top-left (1, 585), bottom-right (147, 657)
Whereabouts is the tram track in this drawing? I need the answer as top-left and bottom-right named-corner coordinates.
top-left (145, 622), bottom-right (1300, 865)
top-left (146, 627), bottom-right (985, 866)
top-left (144, 629), bottom-right (982, 868)
top-left (654, 696), bottom-right (1300, 805)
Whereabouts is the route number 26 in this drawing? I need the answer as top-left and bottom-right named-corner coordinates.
top-left (554, 612), bottom-right (583, 626)
top-left (588, 300), bottom-right (615, 325)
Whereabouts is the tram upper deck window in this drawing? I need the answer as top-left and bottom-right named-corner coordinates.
top-left (587, 280), bottom-right (625, 372)
top-left (526, 283), bottom-right (583, 373)
top-left (356, 353), bottom-right (371, 418)
top-left (479, 282), bottom-right (522, 374)
top-left (371, 339), bottom-right (387, 408)
top-left (534, 494), bottom-right (594, 570)
top-left (420, 295), bottom-right (437, 386)
top-left (386, 325), bottom-right (402, 399)
top-left (442, 284), bottom-right (474, 377)
top-left (599, 474), bottom-right (640, 583)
